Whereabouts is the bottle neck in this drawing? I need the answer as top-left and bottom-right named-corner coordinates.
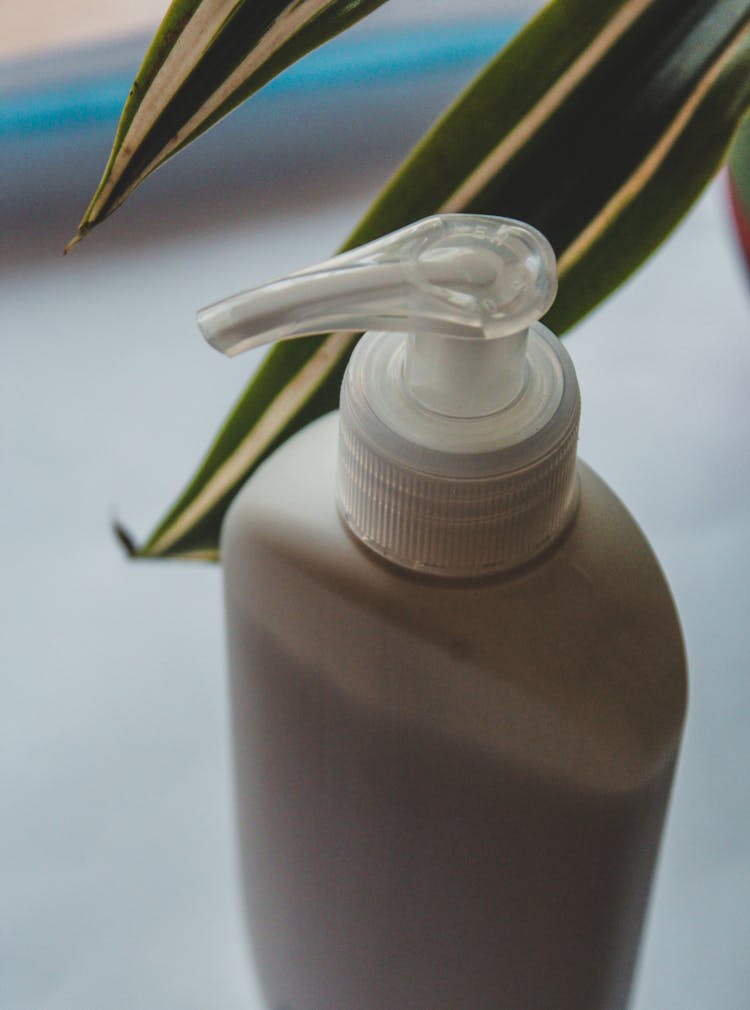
top-left (404, 329), bottom-right (528, 418)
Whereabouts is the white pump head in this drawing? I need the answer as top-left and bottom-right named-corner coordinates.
top-left (199, 215), bottom-right (580, 577)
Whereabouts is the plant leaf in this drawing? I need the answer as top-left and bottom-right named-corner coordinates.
top-left (729, 116), bottom-right (750, 269)
top-left (70, 0), bottom-right (390, 246)
top-left (134, 0), bottom-right (750, 560)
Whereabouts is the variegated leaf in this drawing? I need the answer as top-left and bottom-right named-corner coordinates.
top-left (120, 0), bottom-right (750, 559)
top-left (729, 116), bottom-right (750, 269)
top-left (69, 0), bottom-right (390, 246)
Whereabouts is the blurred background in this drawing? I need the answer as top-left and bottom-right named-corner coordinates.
top-left (2, 1), bottom-right (749, 1008)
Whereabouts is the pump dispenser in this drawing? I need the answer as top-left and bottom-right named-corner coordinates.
top-left (209, 216), bottom-right (686, 1010)
top-left (200, 215), bottom-right (580, 574)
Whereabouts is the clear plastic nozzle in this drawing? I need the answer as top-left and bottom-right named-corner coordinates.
top-left (198, 215), bottom-right (557, 417)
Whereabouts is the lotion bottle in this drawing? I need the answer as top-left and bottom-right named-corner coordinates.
top-left (199, 216), bottom-right (687, 1010)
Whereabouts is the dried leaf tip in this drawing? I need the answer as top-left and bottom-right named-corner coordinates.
top-left (113, 521), bottom-right (140, 558)
top-left (63, 231), bottom-right (84, 255)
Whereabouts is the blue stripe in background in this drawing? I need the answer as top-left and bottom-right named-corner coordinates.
top-left (0, 20), bottom-right (520, 139)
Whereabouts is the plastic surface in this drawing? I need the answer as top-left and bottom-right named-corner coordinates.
top-left (198, 215), bottom-right (556, 410)
top-left (199, 214), bottom-right (579, 575)
top-left (222, 411), bottom-right (687, 1010)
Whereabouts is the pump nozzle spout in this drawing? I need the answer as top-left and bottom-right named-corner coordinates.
top-left (198, 215), bottom-right (556, 416)
top-left (199, 216), bottom-right (555, 348)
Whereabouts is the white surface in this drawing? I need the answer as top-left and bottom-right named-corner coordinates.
top-left (2, 66), bottom-right (750, 1010)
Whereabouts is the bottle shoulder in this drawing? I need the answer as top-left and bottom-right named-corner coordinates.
top-left (222, 412), bottom-right (686, 792)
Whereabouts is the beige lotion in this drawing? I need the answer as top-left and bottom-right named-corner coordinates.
top-left (199, 216), bottom-right (687, 1010)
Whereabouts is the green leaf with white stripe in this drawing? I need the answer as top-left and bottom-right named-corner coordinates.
top-left (129, 0), bottom-right (750, 560)
top-left (70, 0), bottom-right (389, 246)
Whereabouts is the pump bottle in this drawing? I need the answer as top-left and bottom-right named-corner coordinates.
top-left (199, 216), bottom-right (687, 1010)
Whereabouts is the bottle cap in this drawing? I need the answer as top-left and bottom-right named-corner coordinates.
top-left (198, 215), bottom-right (580, 576)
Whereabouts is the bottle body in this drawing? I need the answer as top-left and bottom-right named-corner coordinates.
top-left (222, 412), bottom-right (686, 1010)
